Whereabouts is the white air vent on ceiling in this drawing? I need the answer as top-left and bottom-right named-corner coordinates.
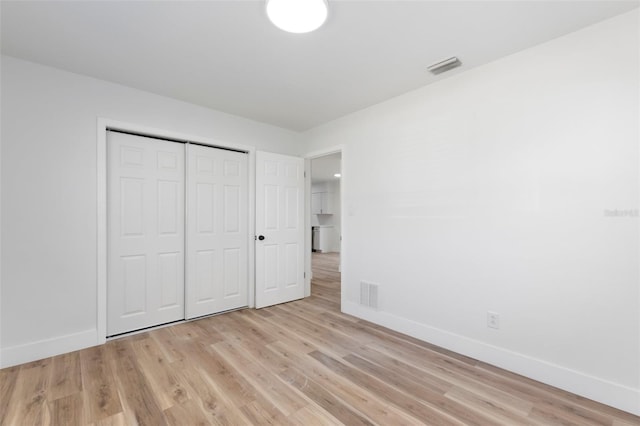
top-left (427, 57), bottom-right (462, 75)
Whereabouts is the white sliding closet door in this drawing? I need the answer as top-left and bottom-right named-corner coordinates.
top-left (107, 131), bottom-right (185, 336)
top-left (185, 144), bottom-right (248, 319)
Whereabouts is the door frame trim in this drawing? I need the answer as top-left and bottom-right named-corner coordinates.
top-left (304, 145), bottom-right (345, 307)
top-left (96, 118), bottom-right (256, 344)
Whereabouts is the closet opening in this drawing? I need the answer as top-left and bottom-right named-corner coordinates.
top-left (105, 128), bottom-right (250, 337)
top-left (98, 119), bottom-right (306, 343)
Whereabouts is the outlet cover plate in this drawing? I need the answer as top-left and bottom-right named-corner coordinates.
top-left (487, 311), bottom-right (500, 329)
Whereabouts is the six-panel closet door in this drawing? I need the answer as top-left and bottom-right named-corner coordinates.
top-left (107, 131), bottom-right (186, 336)
top-left (185, 144), bottom-right (248, 319)
top-left (107, 131), bottom-right (249, 336)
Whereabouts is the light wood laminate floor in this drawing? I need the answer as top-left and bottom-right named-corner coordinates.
top-left (1, 252), bottom-right (638, 425)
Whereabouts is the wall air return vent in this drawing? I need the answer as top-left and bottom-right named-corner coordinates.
top-left (360, 281), bottom-right (379, 310)
top-left (427, 57), bottom-right (462, 75)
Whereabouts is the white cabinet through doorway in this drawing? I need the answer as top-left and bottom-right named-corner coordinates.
top-left (311, 192), bottom-right (333, 215)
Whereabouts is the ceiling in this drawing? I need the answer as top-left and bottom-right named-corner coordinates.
top-left (1, 1), bottom-right (637, 131)
top-left (311, 153), bottom-right (341, 183)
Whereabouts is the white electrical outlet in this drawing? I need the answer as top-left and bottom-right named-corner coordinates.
top-left (487, 311), bottom-right (500, 329)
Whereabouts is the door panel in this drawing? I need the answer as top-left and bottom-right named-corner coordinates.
top-left (158, 180), bottom-right (180, 234)
top-left (223, 248), bottom-right (241, 296)
top-left (196, 250), bottom-right (216, 302)
top-left (120, 178), bottom-right (144, 236)
top-left (224, 185), bottom-right (240, 232)
top-left (185, 144), bottom-right (248, 319)
top-left (107, 131), bottom-right (185, 336)
top-left (122, 255), bottom-right (146, 315)
top-left (158, 252), bottom-right (181, 308)
top-left (255, 151), bottom-right (305, 308)
top-left (196, 183), bottom-right (215, 233)
top-left (284, 243), bottom-right (299, 286)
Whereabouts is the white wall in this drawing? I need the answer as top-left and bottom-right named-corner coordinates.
top-left (304, 10), bottom-right (639, 414)
top-left (0, 56), bottom-right (302, 367)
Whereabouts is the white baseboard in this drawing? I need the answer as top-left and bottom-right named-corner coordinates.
top-left (343, 301), bottom-right (640, 416)
top-left (1, 329), bottom-right (98, 368)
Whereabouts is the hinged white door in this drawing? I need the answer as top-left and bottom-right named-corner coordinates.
top-left (255, 151), bottom-right (305, 308)
top-left (185, 144), bottom-right (248, 318)
top-left (107, 131), bottom-right (185, 336)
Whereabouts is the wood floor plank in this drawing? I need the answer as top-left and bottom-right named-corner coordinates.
top-left (105, 340), bottom-right (168, 426)
top-left (49, 392), bottom-right (84, 426)
top-left (163, 399), bottom-right (212, 426)
top-left (191, 343), bottom-right (259, 409)
top-left (1, 252), bottom-right (637, 425)
top-left (0, 365), bottom-right (20, 425)
top-left (284, 301), bottom-right (380, 344)
top-left (149, 325), bottom-right (192, 363)
top-left (240, 308), bottom-right (322, 356)
top-left (362, 342), bottom-right (538, 416)
top-left (444, 386), bottom-right (539, 426)
top-left (353, 344), bottom-right (454, 395)
top-left (239, 399), bottom-right (295, 426)
top-left (278, 368), bottom-right (376, 426)
top-left (342, 352), bottom-right (503, 426)
top-left (308, 350), bottom-right (466, 426)
top-left (477, 362), bottom-right (640, 425)
top-left (211, 339), bottom-right (309, 416)
top-left (48, 351), bottom-right (83, 402)
top-left (225, 310), bottom-right (279, 346)
top-left (192, 341), bottom-right (292, 426)
top-left (90, 412), bottom-right (128, 426)
top-left (613, 419), bottom-right (640, 426)
top-left (287, 404), bottom-right (343, 425)
top-left (268, 305), bottom-right (362, 356)
top-left (343, 354), bottom-right (510, 425)
top-left (79, 345), bottom-right (123, 423)
top-left (528, 402), bottom-right (614, 426)
top-left (2, 359), bottom-right (53, 426)
top-left (130, 336), bottom-right (192, 410)
top-left (359, 319), bottom-right (480, 367)
top-left (173, 359), bottom-right (251, 425)
top-left (268, 341), bottom-right (426, 425)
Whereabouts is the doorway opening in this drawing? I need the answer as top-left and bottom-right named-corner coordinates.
top-left (309, 152), bottom-right (342, 308)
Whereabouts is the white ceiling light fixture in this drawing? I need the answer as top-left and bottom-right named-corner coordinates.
top-left (334, 173), bottom-right (341, 178)
top-left (266, 0), bottom-right (328, 34)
